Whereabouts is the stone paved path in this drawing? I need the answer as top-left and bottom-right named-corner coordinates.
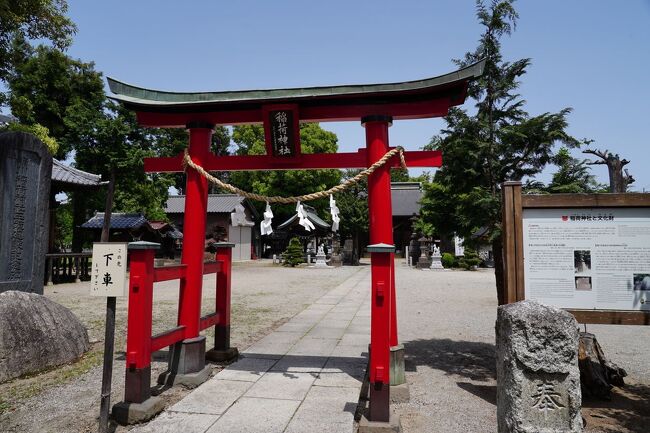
top-left (132, 267), bottom-right (371, 433)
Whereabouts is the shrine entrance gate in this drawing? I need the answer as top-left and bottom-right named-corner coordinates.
top-left (109, 60), bottom-right (484, 425)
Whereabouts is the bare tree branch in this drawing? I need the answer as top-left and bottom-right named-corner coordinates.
top-left (583, 148), bottom-right (609, 160)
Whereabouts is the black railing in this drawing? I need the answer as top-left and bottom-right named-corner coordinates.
top-left (45, 253), bottom-right (92, 285)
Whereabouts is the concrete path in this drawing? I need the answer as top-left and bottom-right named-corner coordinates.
top-left (132, 267), bottom-right (371, 433)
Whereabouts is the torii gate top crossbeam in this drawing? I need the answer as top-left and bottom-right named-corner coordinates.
top-left (107, 60), bottom-right (485, 128)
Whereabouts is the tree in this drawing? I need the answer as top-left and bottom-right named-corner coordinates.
top-left (459, 247), bottom-right (481, 270)
top-left (583, 148), bottom-right (634, 193)
top-left (335, 170), bottom-right (368, 262)
top-left (283, 237), bottom-right (304, 267)
top-left (2, 121), bottom-right (58, 154)
top-left (0, 0), bottom-right (76, 102)
top-left (66, 101), bottom-right (175, 220)
top-left (153, 125), bottom-right (231, 194)
top-left (7, 45), bottom-right (105, 158)
top-left (547, 147), bottom-right (604, 193)
top-left (229, 123), bottom-right (341, 222)
top-left (422, 0), bottom-right (579, 304)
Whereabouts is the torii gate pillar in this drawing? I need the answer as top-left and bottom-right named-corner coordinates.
top-left (170, 123), bottom-right (213, 380)
top-left (363, 116), bottom-right (398, 422)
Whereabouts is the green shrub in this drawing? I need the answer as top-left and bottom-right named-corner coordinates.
top-left (283, 237), bottom-right (304, 267)
top-left (459, 248), bottom-right (481, 270)
top-left (441, 252), bottom-right (455, 268)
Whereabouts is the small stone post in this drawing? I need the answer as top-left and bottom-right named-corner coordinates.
top-left (496, 301), bottom-right (582, 433)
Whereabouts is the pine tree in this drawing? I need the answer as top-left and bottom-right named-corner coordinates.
top-left (459, 248), bottom-right (481, 270)
top-left (422, 0), bottom-right (580, 303)
top-left (283, 237), bottom-right (304, 267)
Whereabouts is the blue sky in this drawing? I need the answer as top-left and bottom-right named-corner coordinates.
top-left (55, 1), bottom-right (650, 189)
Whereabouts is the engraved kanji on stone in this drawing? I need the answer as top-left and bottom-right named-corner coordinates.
top-left (531, 381), bottom-right (565, 413)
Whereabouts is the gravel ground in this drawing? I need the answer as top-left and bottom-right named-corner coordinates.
top-left (392, 263), bottom-right (650, 433)
top-left (0, 261), bottom-right (363, 433)
top-left (2, 261), bottom-right (648, 432)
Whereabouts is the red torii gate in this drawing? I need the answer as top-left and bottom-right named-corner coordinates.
top-left (109, 60), bottom-right (483, 425)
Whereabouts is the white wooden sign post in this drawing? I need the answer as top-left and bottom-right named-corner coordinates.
top-left (91, 243), bottom-right (127, 297)
top-left (92, 242), bottom-right (127, 433)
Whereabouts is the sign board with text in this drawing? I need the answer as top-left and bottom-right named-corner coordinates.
top-left (501, 183), bottom-right (650, 325)
top-left (90, 243), bottom-right (127, 297)
top-left (522, 207), bottom-right (650, 311)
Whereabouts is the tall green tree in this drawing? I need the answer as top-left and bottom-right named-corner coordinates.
top-left (0, 0), bottom-right (76, 101)
top-left (229, 123), bottom-right (341, 222)
top-left (335, 170), bottom-right (368, 261)
top-left (7, 45), bottom-right (104, 158)
top-left (423, 0), bottom-right (580, 304)
top-left (547, 147), bottom-right (604, 193)
top-left (153, 125), bottom-right (231, 194)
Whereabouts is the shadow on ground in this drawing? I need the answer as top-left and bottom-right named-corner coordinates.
top-left (582, 382), bottom-right (650, 433)
top-left (403, 338), bottom-right (496, 382)
top-left (402, 337), bottom-right (650, 433)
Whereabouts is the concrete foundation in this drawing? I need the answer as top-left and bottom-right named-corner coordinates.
top-left (158, 364), bottom-right (211, 388)
top-left (112, 396), bottom-right (165, 425)
top-left (206, 347), bottom-right (239, 362)
top-left (359, 414), bottom-right (402, 433)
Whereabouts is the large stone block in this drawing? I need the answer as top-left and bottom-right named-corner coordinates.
top-left (0, 132), bottom-right (52, 295)
top-left (0, 291), bottom-right (89, 382)
top-left (496, 300), bottom-right (582, 433)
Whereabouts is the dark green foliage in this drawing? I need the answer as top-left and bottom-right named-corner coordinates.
top-left (0, 0), bottom-right (76, 99)
top-left (54, 202), bottom-right (73, 248)
top-left (7, 45), bottom-right (105, 159)
top-left (547, 147), bottom-right (604, 193)
top-left (419, 0), bottom-right (581, 301)
top-left (335, 170), bottom-right (368, 254)
top-left (283, 237), bottom-right (304, 267)
top-left (459, 248), bottom-right (481, 270)
top-left (441, 252), bottom-right (455, 268)
top-left (229, 123), bottom-right (341, 222)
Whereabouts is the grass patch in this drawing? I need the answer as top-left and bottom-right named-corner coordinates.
top-left (0, 348), bottom-right (103, 415)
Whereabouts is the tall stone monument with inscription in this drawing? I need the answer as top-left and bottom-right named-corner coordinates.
top-left (496, 300), bottom-right (582, 433)
top-left (0, 132), bottom-right (52, 295)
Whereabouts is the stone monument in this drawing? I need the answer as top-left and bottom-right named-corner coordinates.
top-left (429, 244), bottom-right (445, 270)
top-left (313, 244), bottom-right (329, 268)
top-left (0, 132), bottom-right (52, 295)
top-left (329, 235), bottom-right (343, 267)
top-left (416, 235), bottom-right (431, 269)
top-left (342, 238), bottom-right (355, 265)
top-left (0, 290), bottom-right (89, 382)
top-left (496, 300), bottom-right (582, 433)
top-left (408, 231), bottom-right (420, 267)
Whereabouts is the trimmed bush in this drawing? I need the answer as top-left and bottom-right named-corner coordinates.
top-left (283, 237), bottom-right (304, 267)
top-left (441, 252), bottom-right (455, 268)
top-left (459, 247), bottom-right (481, 270)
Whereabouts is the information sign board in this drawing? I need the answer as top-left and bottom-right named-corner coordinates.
top-left (522, 207), bottom-right (650, 311)
top-left (90, 243), bottom-right (127, 297)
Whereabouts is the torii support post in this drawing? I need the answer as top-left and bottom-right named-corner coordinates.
top-left (113, 241), bottom-right (164, 425)
top-left (363, 116), bottom-right (404, 428)
top-left (206, 242), bottom-right (239, 362)
top-left (164, 123), bottom-right (213, 384)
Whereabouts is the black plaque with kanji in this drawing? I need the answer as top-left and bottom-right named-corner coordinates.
top-left (269, 109), bottom-right (296, 157)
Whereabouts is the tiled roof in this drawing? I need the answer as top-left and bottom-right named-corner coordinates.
top-left (165, 194), bottom-right (257, 216)
top-left (81, 213), bottom-right (149, 230)
top-left (277, 204), bottom-right (331, 230)
top-left (391, 182), bottom-right (422, 216)
top-left (149, 221), bottom-right (170, 231)
top-left (52, 159), bottom-right (106, 186)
